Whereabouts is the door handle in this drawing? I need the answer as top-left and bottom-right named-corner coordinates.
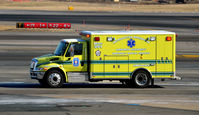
top-left (161, 57), bottom-right (164, 63)
top-left (113, 65), bottom-right (115, 68)
top-left (118, 65), bottom-right (120, 68)
top-left (67, 58), bottom-right (71, 61)
top-left (81, 61), bottom-right (84, 66)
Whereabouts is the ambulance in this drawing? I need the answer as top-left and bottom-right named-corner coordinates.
top-left (30, 30), bottom-right (179, 88)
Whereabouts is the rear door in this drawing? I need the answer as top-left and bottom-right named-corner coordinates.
top-left (156, 35), bottom-right (173, 76)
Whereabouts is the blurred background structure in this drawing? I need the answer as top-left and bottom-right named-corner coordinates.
top-left (6, 0), bottom-right (199, 4)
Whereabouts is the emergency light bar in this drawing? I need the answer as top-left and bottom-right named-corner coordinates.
top-left (79, 32), bottom-right (91, 38)
top-left (16, 22), bottom-right (71, 29)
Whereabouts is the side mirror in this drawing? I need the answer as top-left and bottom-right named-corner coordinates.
top-left (70, 44), bottom-right (75, 57)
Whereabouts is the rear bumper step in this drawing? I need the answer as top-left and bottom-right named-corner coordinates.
top-left (171, 76), bottom-right (182, 80)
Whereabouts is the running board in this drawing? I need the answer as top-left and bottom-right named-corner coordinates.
top-left (67, 72), bottom-right (89, 82)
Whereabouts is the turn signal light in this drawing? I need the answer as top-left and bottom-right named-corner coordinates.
top-left (166, 36), bottom-right (172, 41)
top-left (43, 68), bottom-right (48, 71)
top-left (86, 34), bottom-right (91, 38)
top-left (94, 37), bottom-right (100, 41)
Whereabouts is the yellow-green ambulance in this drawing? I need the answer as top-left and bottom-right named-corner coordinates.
top-left (30, 30), bottom-right (179, 88)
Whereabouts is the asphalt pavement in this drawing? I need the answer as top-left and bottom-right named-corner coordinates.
top-left (1, 13), bottom-right (199, 29)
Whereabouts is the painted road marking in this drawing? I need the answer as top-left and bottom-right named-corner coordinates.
top-left (0, 82), bottom-right (25, 84)
top-left (157, 83), bottom-right (199, 86)
top-left (0, 98), bottom-right (198, 105)
top-left (176, 55), bottom-right (199, 58)
top-left (127, 104), bottom-right (140, 106)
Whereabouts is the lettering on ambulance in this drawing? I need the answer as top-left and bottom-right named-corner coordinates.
top-left (114, 48), bottom-right (149, 55)
top-left (72, 57), bottom-right (80, 67)
top-left (94, 43), bottom-right (102, 49)
top-left (116, 48), bottom-right (146, 51)
top-left (113, 38), bottom-right (150, 55)
top-left (133, 64), bottom-right (151, 67)
top-left (112, 52), bottom-right (150, 55)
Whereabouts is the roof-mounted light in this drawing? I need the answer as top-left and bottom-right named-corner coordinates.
top-left (94, 37), bottom-right (100, 41)
top-left (166, 36), bottom-right (172, 41)
top-left (107, 37), bottom-right (114, 42)
top-left (86, 34), bottom-right (91, 38)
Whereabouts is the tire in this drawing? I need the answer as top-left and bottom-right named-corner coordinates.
top-left (132, 70), bottom-right (151, 88)
top-left (124, 80), bottom-right (132, 87)
top-left (45, 70), bottom-right (64, 88)
top-left (38, 79), bottom-right (47, 87)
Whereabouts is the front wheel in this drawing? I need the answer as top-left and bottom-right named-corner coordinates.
top-left (45, 70), bottom-right (64, 88)
top-left (38, 79), bottom-right (47, 87)
top-left (133, 70), bottom-right (151, 88)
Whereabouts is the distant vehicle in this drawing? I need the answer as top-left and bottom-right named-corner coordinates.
top-left (30, 30), bottom-right (180, 88)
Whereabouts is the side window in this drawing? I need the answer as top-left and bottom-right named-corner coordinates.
top-left (65, 43), bottom-right (83, 57)
top-left (74, 43), bottom-right (83, 55)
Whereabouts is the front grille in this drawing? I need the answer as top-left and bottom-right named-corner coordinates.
top-left (30, 72), bottom-right (37, 77)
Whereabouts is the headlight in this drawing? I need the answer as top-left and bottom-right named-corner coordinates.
top-left (30, 61), bottom-right (35, 69)
top-left (30, 59), bottom-right (38, 69)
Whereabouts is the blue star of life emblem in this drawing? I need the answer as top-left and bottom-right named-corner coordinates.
top-left (127, 39), bottom-right (135, 48)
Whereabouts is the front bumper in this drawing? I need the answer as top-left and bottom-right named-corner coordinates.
top-left (30, 70), bottom-right (45, 79)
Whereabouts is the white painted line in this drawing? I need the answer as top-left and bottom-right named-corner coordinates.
top-left (157, 83), bottom-right (199, 86)
top-left (0, 98), bottom-right (91, 105)
top-left (0, 82), bottom-right (25, 84)
top-left (0, 98), bottom-right (199, 105)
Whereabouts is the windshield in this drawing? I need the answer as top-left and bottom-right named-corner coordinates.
top-left (54, 41), bottom-right (68, 56)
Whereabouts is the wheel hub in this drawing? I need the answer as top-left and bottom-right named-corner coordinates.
top-left (135, 73), bottom-right (148, 86)
top-left (48, 73), bottom-right (61, 86)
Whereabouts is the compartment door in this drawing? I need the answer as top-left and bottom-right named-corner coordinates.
top-left (104, 56), bottom-right (117, 78)
top-left (116, 56), bottom-right (129, 78)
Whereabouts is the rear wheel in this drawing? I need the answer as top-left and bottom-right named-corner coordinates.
top-left (132, 70), bottom-right (151, 88)
top-left (45, 70), bottom-right (64, 88)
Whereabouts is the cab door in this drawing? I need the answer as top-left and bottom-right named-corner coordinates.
top-left (64, 42), bottom-right (87, 72)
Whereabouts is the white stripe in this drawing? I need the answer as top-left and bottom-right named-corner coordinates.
top-left (0, 82), bottom-right (25, 84)
top-left (0, 98), bottom-right (198, 105)
top-left (157, 83), bottom-right (199, 86)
